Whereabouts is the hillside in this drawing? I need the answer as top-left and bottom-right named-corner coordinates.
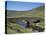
top-left (7, 5), bottom-right (44, 18)
top-left (30, 5), bottom-right (44, 18)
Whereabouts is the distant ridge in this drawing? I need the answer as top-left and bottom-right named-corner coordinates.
top-left (6, 5), bottom-right (44, 12)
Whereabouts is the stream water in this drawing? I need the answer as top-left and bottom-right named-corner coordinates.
top-left (16, 19), bottom-right (27, 28)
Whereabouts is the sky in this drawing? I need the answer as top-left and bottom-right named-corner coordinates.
top-left (6, 1), bottom-right (44, 11)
